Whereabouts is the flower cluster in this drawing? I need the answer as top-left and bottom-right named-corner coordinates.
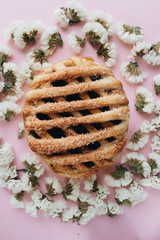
top-left (83, 22), bottom-right (108, 46)
top-left (0, 101), bottom-right (21, 121)
top-left (127, 130), bottom-right (149, 151)
top-left (68, 31), bottom-right (85, 54)
top-left (4, 20), bottom-right (44, 49)
top-left (129, 41), bottom-right (152, 59)
top-left (3, 62), bottom-right (24, 102)
top-left (17, 121), bottom-right (24, 139)
top-left (140, 176), bottom-right (160, 190)
top-left (89, 10), bottom-right (115, 36)
top-left (27, 48), bottom-right (51, 71)
top-left (151, 135), bottom-right (160, 153)
top-left (21, 62), bottom-right (34, 85)
top-left (143, 41), bottom-right (160, 65)
top-left (140, 116), bottom-right (160, 133)
top-left (135, 87), bottom-right (154, 114)
top-left (105, 166), bottom-right (133, 187)
top-left (45, 177), bottom-right (63, 196)
top-left (40, 26), bottom-right (63, 56)
top-left (154, 74), bottom-right (160, 95)
top-left (121, 152), bottom-right (151, 178)
top-left (115, 181), bottom-right (148, 207)
top-left (121, 61), bottom-right (146, 84)
top-left (54, 0), bottom-right (87, 28)
top-left (148, 152), bottom-right (160, 175)
top-left (117, 22), bottom-right (143, 44)
top-left (97, 42), bottom-right (117, 67)
top-left (62, 178), bottom-right (80, 201)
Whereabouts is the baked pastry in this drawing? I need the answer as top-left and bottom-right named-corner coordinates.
top-left (22, 57), bottom-right (130, 178)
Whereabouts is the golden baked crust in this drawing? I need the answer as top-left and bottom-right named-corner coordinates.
top-left (22, 57), bottom-right (130, 178)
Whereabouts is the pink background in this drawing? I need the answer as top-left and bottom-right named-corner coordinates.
top-left (0, 0), bottom-right (160, 239)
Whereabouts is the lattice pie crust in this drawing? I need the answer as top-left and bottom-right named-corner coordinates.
top-left (22, 57), bottom-right (130, 178)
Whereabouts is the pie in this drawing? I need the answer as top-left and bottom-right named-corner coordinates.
top-left (22, 57), bottom-right (130, 178)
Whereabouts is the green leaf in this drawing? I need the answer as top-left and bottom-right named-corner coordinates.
top-left (24, 161), bottom-right (37, 175)
top-left (0, 53), bottom-right (7, 66)
top-left (78, 198), bottom-right (89, 214)
top-left (92, 180), bottom-right (98, 192)
top-left (69, 9), bottom-right (81, 24)
top-left (130, 130), bottom-right (142, 143)
top-left (128, 159), bottom-right (144, 176)
top-left (123, 24), bottom-right (142, 35)
top-left (135, 94), bottom-right (146, 111)
top-left (46, 183), bottom-right (55, 197)
top-left (111, 166), bottom-right (128, 180)
top-left (18, 130), bottom-right (24, 139)
top-left (150, 41), bottom-right (160, 56)
top-left (126, 62), bottom-right (142, 76)
top-left (86, 31), bottom-right (101, 46)
top-left (115, 198), bottom-right (132, 207)
top-left (5, 110), bottom-right (16, 121)
top-left (148, 158), bottom-right (158, 170)
top-left (33, 49), bottom-right (48, 64)
top-left (22, 30), bottom-right (38, 44)
top-left (154, 83), bottom-right (160, 95)
top-left (76, 36), bottom-right (85, 48)
top-left (29, 175), bottom-right (39, 188)
top-left (15, 191), bottom-right (24, 201)
top-left (17, 168), bottom-right (28, 173)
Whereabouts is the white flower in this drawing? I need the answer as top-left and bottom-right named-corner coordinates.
top-left (10, 195), bottom-right (24, 208)
top-left (129, 41), bottom-right (151, 59)
top-left (0, 165), bottom-right (17, 183)
top-left (105, 168), bottom-right (133, 187)
top-left (0, 179), bottom-right (7, 188)
top-left (78, 191), bottom-right (95, 205)
top-left (127, 130), bottom-right (149, 151)
top-left (95, 200), bottom-right (108, 215)
top-left (135, 87), bottom-right (154, 114)
top-left (107, 201), bottom-right (123, 216)
top-left (140, 176), bottom-right (160, 190)
top-left (154, 100), bottom-right (160, 115)
top-left (96, 184), bottom-right (110, 200)
top-left (40, 26), bottom-right (63, 56)
top-left (143, 41), bottom-right (160, 66)
top-left (27, 48), bottom-right (51, 71)
top-left (3, 62), bottom-right (24, 102)
top-left (51, 201), bottom-right (67, 218)
top-left (121, 152), bottom-right (151, 178)
top-left (7, 166), bottom-right (18, 179)
top-left (151, 135), bottom-right (160, 153)
top-left (148, 152), bottom-right (160, 175)
top-left (0, 81), bottom-right (4, 93)
top-left (154, 74), bottom-right (160, 95)
top-left (45, 177), bottom-right (63, 195)
top-left (4, 21), bottom-right (25, 41)
top-left (31, 189), bottom-right (43, 208)
top-left (140, 120), bottom-right (152, 133)
top-left (21, 62), bottom-right (34, 85)
top-left (54, 7), bottom-right (69, 28)
top-left (64, 178), bottom-right (80, 202)
top-left (116, 22), bottom-right (143, 44)
top-left (20, 153), bottom-right (44, 178)
top-left (121, 61), bottom-right (146, 84)
top-left (0, 142), bottom-right (14, 167)
top-left (115, 181), bottom-right (148, 207)
top-left (25, 202), bottom-right (38, 217)
top-left (13, 21), bottom-right (44, 49)
top-left (97, 42), bottom-right (117, 67)
top-left (79, 206), bottom-right (96, 225)
top-left (68, 31), bottom-right (85, 54)
top-left (7, 179), bottom-right (23, 194)
top-left (89, 10), bottom-right (115, 36)
top-left (39, 198), bottom-right (53, 217)
top-left (83, 22), bottom-right (108, 46)
top-left (140, 116), bottom-right (160, 133)
top-left (68, 0), bottom-right (87, 22)
top-left (150, 116), bottom-right (160, 131)
top-left (18, 121), bottom-right (24, 139)
top-left (21, 173), bottom-right (33, 193)
top-left (62, 206), bottom-right (81, 222)
top-left (0, 45), bottom-right (12, 60)
top-left (83, 174), bottom-right (97, 192)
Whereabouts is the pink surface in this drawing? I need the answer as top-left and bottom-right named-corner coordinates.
top-left (0, 0), bottom-right (160, 239)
